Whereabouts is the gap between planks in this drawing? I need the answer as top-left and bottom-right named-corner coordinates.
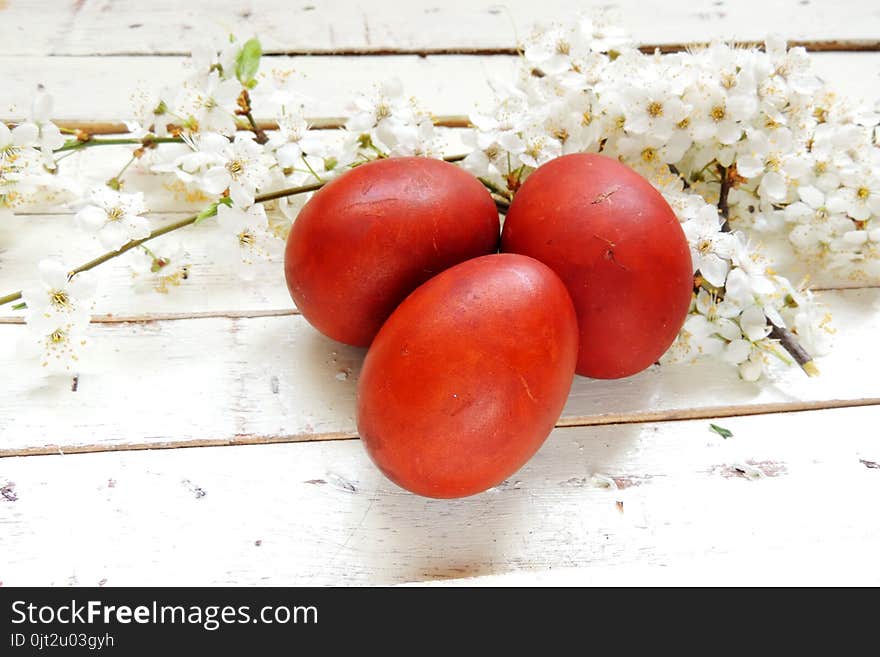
top-left (2, 396), bottom-right (879, 459)
top-left (32, 39), bottom-right (880, 58)
top-left (0, 116), bottom-right (472, 134)
top-left (2, 282), bottom-right (877, 325)
top-left (0, 308), bottom-right (300, 325)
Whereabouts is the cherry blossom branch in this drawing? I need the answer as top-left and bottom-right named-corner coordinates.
top-left (54, 135), bottom-right (183, 154)
top-left (715, 164), bottom-right (817, 377)
top-left (0, 154), bottom-right (473, 309)
top-left (4, 115), bottom-right (474, 137)
top-left (0, 180), bottom-right (324, 308)
top-left (0, 290), bottom-right (23, 307)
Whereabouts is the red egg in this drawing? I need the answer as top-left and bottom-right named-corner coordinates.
top-left (357, 254), bottom-right (578, 498)
top-left (501, 153), bottom-right (693, 379)
top-left (284, 157), bottom-right (500, 347)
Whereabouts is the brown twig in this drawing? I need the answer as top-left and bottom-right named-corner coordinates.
top-left (3, 115), bottom-right (474, 136)
top-left (714, 163), bottom-right (817, 377)
top-left (716, 163), bottom-right (732, 232)
top-left (668, 163), bottom-right (690, 190)
top-left (768, 322), bottom-right (819, 376)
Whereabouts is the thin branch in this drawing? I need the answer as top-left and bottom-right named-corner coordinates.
top-left (478, 176), bottom-right (512, 200)
top-left (493, 195), bottom-right (510, 215)
top-left (668, 163), bottom-right (690, 190)
top-left (3, 115), bottom-right (474, 137)
top-left (714, 163), bottom-right (816, 376)
top-left (1, 154), bottom-right (473, 309)
top-left (716, 163), bottom-right (732, 232)
top-left (251, 181), bottom-right (325, 203)
top-left (0, 290), bottom-right (22, 307)
top-left (768, 322), bottom-right (819, 376)
top-left (54, 135), bottom-right (183, 154)
top-left (67, 213), bottom-right (203, 279)
top-left (0, 180), bottom-right (327, 308)
top-left (245, 111), bottom-right (269, 144)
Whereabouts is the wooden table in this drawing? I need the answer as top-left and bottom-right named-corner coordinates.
top-left (1, 0), bottom-right (879, 586)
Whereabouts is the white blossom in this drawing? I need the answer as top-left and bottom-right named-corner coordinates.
top-left (76, 187), bottom-right (150, 250)
top-left (681, 203), bottom-right (735, 287)
top-left (17, 91), bottom-right (66, 169)
top-left (836, 165), bottom-right (880, 221)
top-left (20, 259), bottom-right (95, 369)
top-left (198, 133), bottom-right (272, 207)
top-left (215, 203), bottom-right (274, 279)
top-left (175, 71), bottom-right (242, 135)
top-left (268, 105), bottom-right (326, 169)
top-left (154, 132), bottom-right (272, 207)
top-left (128, 237), bottom-right (191, 294)
top-left (347, 79), bottom-right (438, 157)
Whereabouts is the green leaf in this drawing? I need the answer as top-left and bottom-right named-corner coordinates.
top-left (709, 423), bottom-right (733, 439)
top-left (194, 198), bottom-right (228, 225)
top-left (235, 37), bottom-right (262, 86)
top-left (59, 138), bottom-right (82, 151)
top-left (194, 205), bottom-right (216, 225)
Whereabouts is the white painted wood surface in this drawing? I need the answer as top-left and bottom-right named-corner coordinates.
top-left (3, 53), bottom-right (879, 122)
top-left (1, 0), bottom-right (878, 55)
top-left (1, 0), bottom-right (879, 586)
top-left (2, 407), bottom-right (878, 586)
top-left (2, 288), bottom-right (879, 454)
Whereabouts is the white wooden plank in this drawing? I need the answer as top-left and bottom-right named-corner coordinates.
top-left (2, 53), bottom-right (879, 121)
top-left (0, 315), bottom-right (365, 453)
top-left (0, 288), bottom-right (878, 454)
top-left (0, 55), bottom-right (516, 120)
top-left (1, 405), bottom-right (877, 585)
top-left (0, 0), bottom-right (878, 56)
top-left (413, 540), bottom-right (880, 585)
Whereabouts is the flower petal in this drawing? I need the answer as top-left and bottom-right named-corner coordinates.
top-left (76, 205), bottom-right (108, 232)
top-left (38, 259), bottom-right (69, 290)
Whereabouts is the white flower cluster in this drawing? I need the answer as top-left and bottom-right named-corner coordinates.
top-left (19, 260), bottom-right (95, 371)
top-left (462, 18), bottom-right (870, 379)
top-left (145, 35), bottom-right (439, 267)
top-left (7, 24), bottom-right (875, 380)
top-left (5, 32), bottom-right (441, 369)
top-left (0, 92), bottom-right (70, 211)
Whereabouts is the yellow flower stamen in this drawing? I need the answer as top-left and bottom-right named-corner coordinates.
top-left (50, 290), bottom-right (70, 309)
top-left (226, 160), bottom-right (244, 178)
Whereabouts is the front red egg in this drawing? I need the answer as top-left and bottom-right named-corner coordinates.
top-left (357, 254), bottom-right (579, 498)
